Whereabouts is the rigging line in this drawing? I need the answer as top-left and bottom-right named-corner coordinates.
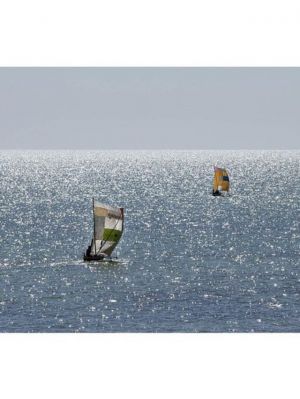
top-left (97, 212), bottom-right (123, 255)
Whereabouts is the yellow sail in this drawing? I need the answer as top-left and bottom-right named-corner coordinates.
top-left (213, 167), bottom-right (230, 194)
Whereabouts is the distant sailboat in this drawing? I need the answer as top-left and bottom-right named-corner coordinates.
top-left (212, 166), bottom-right (230, 196)
top-left (84, 199), bottom-right (124, 261)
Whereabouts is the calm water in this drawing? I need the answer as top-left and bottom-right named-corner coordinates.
top-left (0, 150), bottom-right (299, 332)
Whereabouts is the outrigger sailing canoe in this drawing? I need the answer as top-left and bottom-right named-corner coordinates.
top-left (84, 199), bottom-right (124, 261)
top-left (212, 166), bottom-right (230, 196)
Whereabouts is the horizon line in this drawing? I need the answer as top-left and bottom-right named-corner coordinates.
top-left (0, 148), bottom-right (299, 152)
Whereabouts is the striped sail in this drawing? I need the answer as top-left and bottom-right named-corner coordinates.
top-left (213, 166), bottom-right (230, 193)
top-left (90, 201), bottom-right (124, 257)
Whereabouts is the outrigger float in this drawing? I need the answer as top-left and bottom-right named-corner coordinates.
top-left (84, 199), bottom-right (124, 262)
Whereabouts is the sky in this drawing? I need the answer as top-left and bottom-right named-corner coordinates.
top-left (0, 67), bottom-right (299, 150)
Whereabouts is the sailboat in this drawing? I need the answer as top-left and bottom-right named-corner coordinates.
top-left (212, 166), bottom-right (230, 196)
top-left (84, 199), bottom-right (124, 261)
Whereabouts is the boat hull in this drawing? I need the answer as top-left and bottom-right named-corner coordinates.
top-left (83, 254), bottom-right (106, 262)
top-left (212, 190), bottom-right (222, 196)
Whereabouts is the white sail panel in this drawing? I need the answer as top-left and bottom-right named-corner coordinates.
top-left (90, 239), bottom-right (104, 255)
top-left (94, 215), bottom-right (105, 240)
top-left (105, 217), bottom-right (123, 231)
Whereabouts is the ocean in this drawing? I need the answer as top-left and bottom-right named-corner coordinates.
top-left (0, 150), bottom-right (299, 332)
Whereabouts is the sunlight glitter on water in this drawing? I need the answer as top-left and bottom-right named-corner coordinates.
top-left (0, 150), bottom-right (299, 332)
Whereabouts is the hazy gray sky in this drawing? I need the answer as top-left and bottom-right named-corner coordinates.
top-left (0, 67), bottom-right (299, 149)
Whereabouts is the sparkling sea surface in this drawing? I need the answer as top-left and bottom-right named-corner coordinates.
top-left (0, 150), bottom-right (299, 332)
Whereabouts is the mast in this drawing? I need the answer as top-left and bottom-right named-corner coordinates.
top-left (93, 197), bottom-right (96, 254)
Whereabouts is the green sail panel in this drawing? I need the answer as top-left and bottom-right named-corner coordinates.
top-left (103, 228), bottom-right (123, 243)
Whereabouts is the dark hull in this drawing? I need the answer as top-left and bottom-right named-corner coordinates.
top-left (212, 190), bottom-right (222, 196)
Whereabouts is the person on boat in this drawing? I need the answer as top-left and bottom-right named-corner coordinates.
top-left (86, 245), bottom-right (91, 257)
